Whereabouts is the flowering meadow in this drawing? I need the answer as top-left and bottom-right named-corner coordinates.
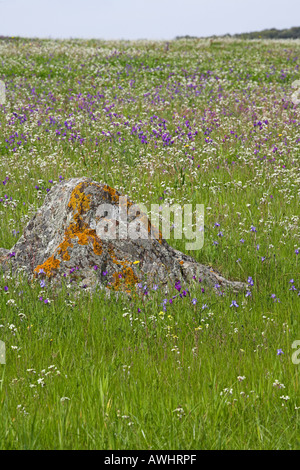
top-left (0, 36), bottom-right (299, 449)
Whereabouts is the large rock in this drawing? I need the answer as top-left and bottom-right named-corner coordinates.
top-left (0, 177), bottom-right (246, 293)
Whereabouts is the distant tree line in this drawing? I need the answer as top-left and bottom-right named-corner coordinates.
top-left (232, 26), bottom-right (300, 39)
top-left (175, 26), bottom-right (300, 40)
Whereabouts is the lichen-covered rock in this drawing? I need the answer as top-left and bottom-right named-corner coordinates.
top-left (0, 177), bottom-right (246, 293)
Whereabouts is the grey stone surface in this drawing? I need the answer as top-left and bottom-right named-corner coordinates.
top-left (0, 177), bottom-right (246, 293)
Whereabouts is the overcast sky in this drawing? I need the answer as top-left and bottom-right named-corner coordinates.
top-left (0, 0), bottom-right (299, 40)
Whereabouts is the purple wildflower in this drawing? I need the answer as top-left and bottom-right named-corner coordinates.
top-left (175, 281), bottom-right (182, 292)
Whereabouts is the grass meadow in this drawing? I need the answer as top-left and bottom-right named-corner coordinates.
top-left (0, 36), bottom-right (299, 449)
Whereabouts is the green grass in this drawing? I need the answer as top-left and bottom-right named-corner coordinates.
top-left (0, 37), bottom-right (299, 449)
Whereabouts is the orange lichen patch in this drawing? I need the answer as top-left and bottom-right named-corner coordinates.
top-left (57, 236), bottom-right (74, 260)
top-left (107, 245), bottom-right (139, 292)
top-left (58, 237), bottom-right (73, 252)
top-left (91, 236), bottom-right (103, 255)
top-left (108, 245), bottom-right (119, 265)
top-left (68, 182), bottom-right (91, 215)
top-left (64, 221), bottom-right (103, 254)
top-left (34, 254), bottom-right (60, 277)
top-left (179, 260), bottom-right (184, 265)
top-left (108, 246), bottom-right (134, 273)
top-left (62, 251), bottom-right (70, 261)
top-left (59, 183), bottom-right (103, 259)
top-left (102, 184), bottom-right (120, 203)
top-left (111, 266), bottom-right (139, 293)
top-left (34, 224), bottom-right (103, 278)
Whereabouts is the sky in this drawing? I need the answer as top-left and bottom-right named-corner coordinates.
top-left (0, 0), bottom-right (300, 40)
